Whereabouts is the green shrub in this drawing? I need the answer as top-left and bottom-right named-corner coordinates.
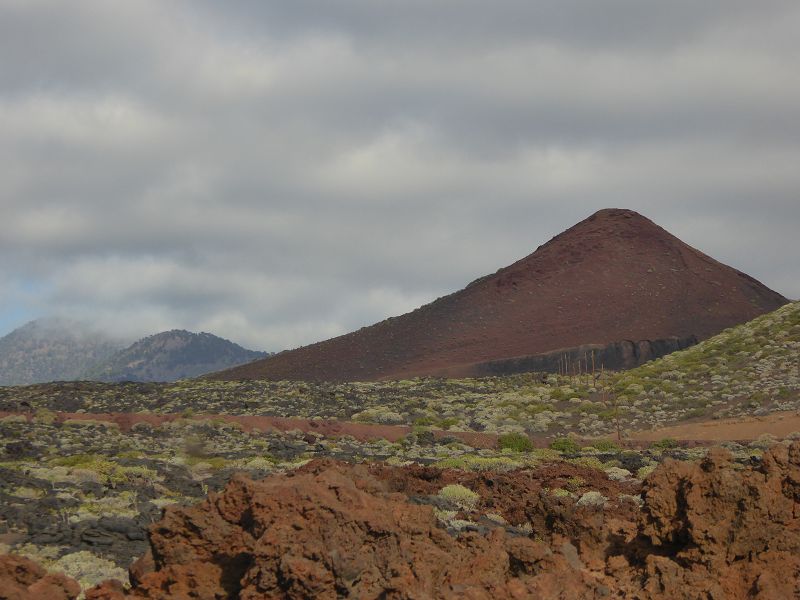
top-left (531, 448), bottom-right (562, 461)
top-left (590, 439), bottom-right (619, 452)
top-left (651, 438), bottom-right (678, 450)
top-left (352, 408), bottom-right (405, 425)
top-left (1, 414), bottom-right (28, 424)
top-left (598, 408), bottom-right (627, 422)
top-left (50, 454), bottom-right (156, 486)
top-left (684, 407), bottom-right (707, 419)
top-left (576, 491), bottom-right (607, 508)
top-left (565, 476), bottom-right (585, 491)
top-left (433, 455), bottom-right (520, 471)
top-left (63, 419), bottom-right (119, 429)
top-left (498, 433), bottom-right (534, 453)
top-left (568, 456), bottom-right (603, 470)
top-left (438, 484), bottom-right (480, 511)
top-left (33, 408), bottom-right (57, 425)
top-left (637, 465), bottom-right (657, 479)
top-left (550, 437), bottom-right (581, 453)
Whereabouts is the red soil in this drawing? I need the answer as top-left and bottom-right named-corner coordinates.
top-left (7, 408), bottom-right (800, 448)
top-left (211, 208), bottom-right (787, 382)
top-left (0, 410), bottom-right (500, 449)
top-left (629, 410), bottom-right (800, 442)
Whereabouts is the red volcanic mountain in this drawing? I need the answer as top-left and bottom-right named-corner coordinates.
top-left (212, 209), bottom-right (788, 382)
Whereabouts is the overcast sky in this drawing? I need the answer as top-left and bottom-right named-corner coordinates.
top-left (1, 1), bottom-right (798, 350)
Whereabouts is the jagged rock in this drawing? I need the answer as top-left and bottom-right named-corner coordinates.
top-left (84, 461), bottom-right (609, 599)
top-left (38, 443), bottom-right (800, 598)
top-left (0, 554), bottom-right (81, 600)
top-left (635, 442), bottom-right (800, 598)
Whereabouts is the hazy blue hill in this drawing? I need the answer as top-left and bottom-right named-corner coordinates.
top-left (0, 318), bottom-right (127, 386)
top-left (85, 329), bottom-right (268, 383)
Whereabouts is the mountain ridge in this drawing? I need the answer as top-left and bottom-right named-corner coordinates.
top-left (84, 329), bottom-right (269, 383)
top-left (0, 320), bottom-right (269, 385)
top-left (0, 318), bottom-right (127, 386)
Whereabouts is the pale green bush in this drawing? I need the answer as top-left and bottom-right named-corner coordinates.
top-left (438, 484), bottom-right (480, 511)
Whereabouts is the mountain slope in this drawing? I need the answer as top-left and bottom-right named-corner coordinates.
top-left (86, 330), bottom-right (268, 383)
top-left (0, 318), bottom-right (126, 386)
top-left (611, 300), bottom-right (800, 428)
top-left (212, 208), bottom-right (788, 382)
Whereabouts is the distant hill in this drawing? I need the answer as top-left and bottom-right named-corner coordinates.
top-left (0, 318), bottom-right (126, 386)
top-left (612, 300), bottom-right (800, 426)
top-left (212, 208), bottom-right (788, 383)
top-left (85, 330), bottom-right (268, 383)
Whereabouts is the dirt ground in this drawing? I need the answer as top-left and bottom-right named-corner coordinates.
top-left (0, 410), bottom-right (501, 449)
top-left (5, 408), bottom-right (800, 447)
top-left (628, 410), bottom-right (800, 442)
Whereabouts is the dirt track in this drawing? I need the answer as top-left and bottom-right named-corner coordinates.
top-left (629, 410), bottom-right (800, 442)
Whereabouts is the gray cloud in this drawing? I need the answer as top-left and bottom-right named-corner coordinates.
top-left (1, 0), bottom-right (798, 350)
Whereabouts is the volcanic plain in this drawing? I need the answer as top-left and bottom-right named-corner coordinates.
top-left (0, 301), bottom-right (798, 597)
top-left (1, 211), bottom-right (798, 599)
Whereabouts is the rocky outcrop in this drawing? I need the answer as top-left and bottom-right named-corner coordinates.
top-left (469, 336), bottom-right (698, 376)
top-left (81, 443), bottom-right (800, 599)
top-left (0, 554), bottom-right (81, 600)
top-left (82, 464), bottom-right (598, 598)
top-left (634, 443), bottom-right (800, 599)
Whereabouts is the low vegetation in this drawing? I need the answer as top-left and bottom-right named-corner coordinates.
top-left (1, 303), bottom-right (798, 592)
top-left (3, 303), bottom-right (796, 443)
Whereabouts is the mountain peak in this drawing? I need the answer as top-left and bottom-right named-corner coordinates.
top-left (558, 208), bottom-right (661, 240)
top-left (0, 319), bottom-right (126, 386)
top-left (589, 207), bottom-right (645, 220)
top-left (0, 321), bottom-right (270, 386)
top-left (85, 330), bottom-right (268, 383)
top-left (212, 208), bottom-right (787, 383)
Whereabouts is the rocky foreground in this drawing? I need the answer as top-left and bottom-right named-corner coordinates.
top-left (2, 442), bottom-right (799, 599)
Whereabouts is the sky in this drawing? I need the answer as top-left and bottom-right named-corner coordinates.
top-left (1, 1), bottom-right (798, 351)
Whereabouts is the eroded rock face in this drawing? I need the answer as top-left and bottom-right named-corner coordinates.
top-left (472, 336), bottom-right (698, 376)
top-left (637, 443), bottom-right (800, 599)
top-left (0, 554), bottom-right (81, 600)
top-left (85, 461), bottom-right (611, 599)
top-left (56, 443), bottom-right (800, 598)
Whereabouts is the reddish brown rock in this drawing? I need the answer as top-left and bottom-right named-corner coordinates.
top-left (636, 443), bottom-right (800, 599)
top-left (128, 552), bottom-right (155, 588)
top-left (76, 442), bottom-right (800, 599)
top-left (84, 461), bottom-right (612, 599)
top-left (84, 579), bottom-right (126, 600)
top-left (0, 554), bottom-right (81, 600)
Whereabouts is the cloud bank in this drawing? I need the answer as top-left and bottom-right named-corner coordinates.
top-left (1, 0), bottom-right (798, 349)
